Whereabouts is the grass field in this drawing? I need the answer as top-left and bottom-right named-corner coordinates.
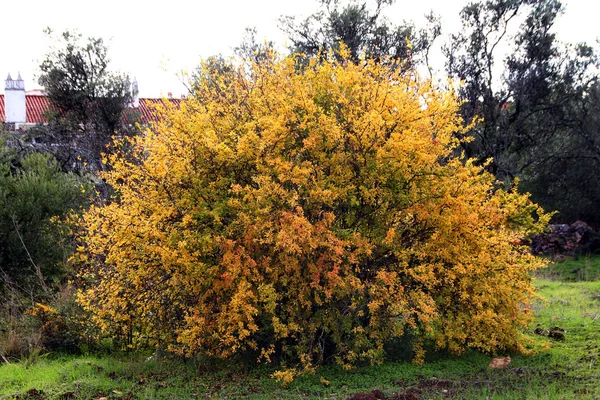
top-left (2, 257), bottom-right (600, 399)
top-left (538, 254), bottom-right (600, 281)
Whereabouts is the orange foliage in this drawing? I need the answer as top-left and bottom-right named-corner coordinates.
top-left (74, 49), bottom-right (549, 378)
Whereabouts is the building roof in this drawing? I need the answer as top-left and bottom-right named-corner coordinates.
top-left (0, 95), bottom-right (181, 125)
top-left (137, 98), bottom-right (182, 123)
top-left (25, 95), bottom-right (50, 123)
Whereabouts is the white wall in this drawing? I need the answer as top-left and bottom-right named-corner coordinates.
top-left (5, 87), bottom-right (26, 124)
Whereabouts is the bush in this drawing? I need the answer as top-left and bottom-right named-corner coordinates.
top-left (0, 134), bottom-right (91, 290)
top-left (0, 132), bottom-right (92, 358)
top-left (75, 50), bottom-right (549, 378)
top-left (25, 288), bottom-right (91, 354)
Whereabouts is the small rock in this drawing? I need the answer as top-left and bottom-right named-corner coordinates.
top-left (548, 327), bottom-right (566, 341)
top-left (488, 356), bottom-right (511, 369)
top-left (534, 327), bottom-right (549, 336)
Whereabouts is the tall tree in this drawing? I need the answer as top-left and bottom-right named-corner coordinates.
top-left (280, 0), bottom-right (440, 70)
top-left (445, 0), bottom-right (600, 224)
top-left (37, 29), bottom-right (138, 172)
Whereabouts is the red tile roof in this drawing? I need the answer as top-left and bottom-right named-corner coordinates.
top-left (0, 95), bottom-right (180, 125)
top-left (26, 95), bottom-right (50, 123)
top-left (137, 98), bottom-right (182, 124)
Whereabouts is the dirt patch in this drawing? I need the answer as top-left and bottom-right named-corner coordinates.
top-left (349, 377), bottom-right (456, 399)
top-left (390, 389), bottom-right (422, 400)
top-left (417, 377), bottom-right (453, 390)
top-left (347, 389), bottom-right (385, 400)
top-left (16, 389), bottom-right (47, 400)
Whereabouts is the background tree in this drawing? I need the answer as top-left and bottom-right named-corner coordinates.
top-left (519, 78), bottom-right (600, 225)
top-left (36, 29), bottom-right (139, 172)
top-left (445, 0), bottom-right (600, 225)
top-left (279, 0), bottom-right (440, 70)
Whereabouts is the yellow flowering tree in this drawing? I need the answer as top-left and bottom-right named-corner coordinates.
top-left (75, 50), bottom-right (549, 378)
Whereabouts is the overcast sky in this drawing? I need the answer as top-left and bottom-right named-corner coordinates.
top-left (1, 0), bottom-right (598, 98)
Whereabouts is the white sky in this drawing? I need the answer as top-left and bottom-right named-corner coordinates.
top-left (1, 0), bottom-right (598, 98)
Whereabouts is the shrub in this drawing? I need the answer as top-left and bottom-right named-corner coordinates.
top-left (0, 132), bottom-right (92, 358)
top-left (75, 50), bottom-right (549, 377)
top-left (0, 135), bottom-right (91, 290)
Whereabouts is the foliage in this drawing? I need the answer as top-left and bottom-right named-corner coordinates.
top-left (445, 0), bottom-right (600, 224)
top-left (26, 287), bottom-right (94, 354)
top-left (74, 49), bottom-right (549, 377)
top-left (0, 132), bottom-right (92, 360)
top-left (518, 80), bottom-right (600, 226)
top-left (0, 288), bottom-right (43, 361)
top-left (3, 277), bottom-right (600, 398)
top-left (0, 283), bottom-right (98, 361)
top-left (280, 0), bottom-right (441, 71)
top-left (37, 29), bottom-right (140, 172)
top-left (0, 133), bottom-right (91, 292)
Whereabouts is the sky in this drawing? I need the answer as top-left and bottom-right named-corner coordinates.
top-left (1, 0), bottom-right (598, 98)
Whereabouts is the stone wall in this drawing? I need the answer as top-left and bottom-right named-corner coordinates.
top-left (531, 221), bottom-right (600, 256)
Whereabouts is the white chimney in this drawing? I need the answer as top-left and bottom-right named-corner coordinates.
top-left (5, 72), bottom-right (26, 127)
top-left (132, 77), bottom-right (139, 108)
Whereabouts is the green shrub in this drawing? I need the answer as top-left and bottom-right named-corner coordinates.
top-left (0, 132), bottom-right (93, 357)
top-left (0, 133), bottom-right (91, 291)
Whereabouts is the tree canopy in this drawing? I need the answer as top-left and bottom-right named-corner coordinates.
top-left (445, 0), bottom-right (600, 225)
top-left (280, 0), bottom-right (440, 71)
top-left (37, 29), bottom-right (138, 172)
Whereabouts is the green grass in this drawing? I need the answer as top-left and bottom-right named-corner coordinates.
top-left (2, 266), bottom-right (600, 399)
top-left (536, 254), bottom-right (600, 281)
